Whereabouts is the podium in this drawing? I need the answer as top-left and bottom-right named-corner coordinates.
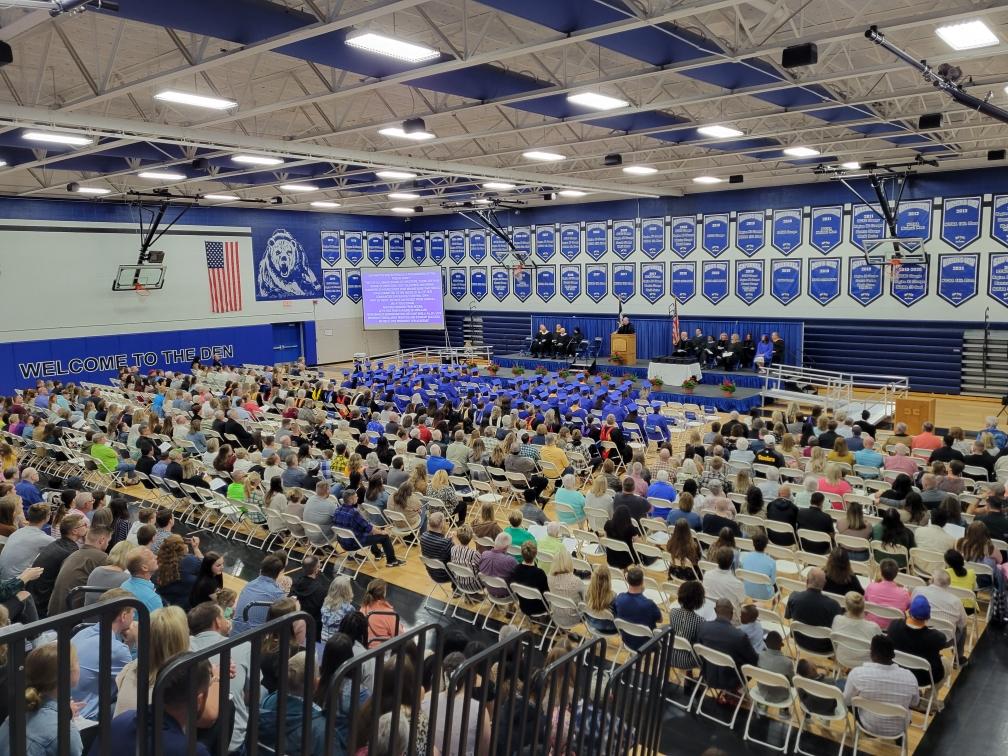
top-left (610, 332), bottom-right (636, 365)
top-left (894, 397), bottom-right (937, 435)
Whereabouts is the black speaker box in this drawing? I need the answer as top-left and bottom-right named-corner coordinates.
top-left (0, 41), bottom-right (12, 68)
top-left (918, 113), bottom-right (942, 130)
top-left (781, 43), bottom-right (817, 68)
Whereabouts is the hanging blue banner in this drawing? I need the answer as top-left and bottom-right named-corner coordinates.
top-left (770, 258), bottom-right (801, 305)
top-left (366, 233), bottom-right (385, 266)
top-left (429, 233), bottom-right (446, 264)
top-left (344, 231), bottom-right (364, 265)
top-left (937, 254), bottom-right (978, 307)
top-left (990, 254), bottom-right (1008, 306)
top-left (809, 206), bottom-right (842, 254)
top-left (448, 231), bottom-right (466, 264)
top-left (613, 263), bottom-right (635, 302)
top-left (535, 225), bottom-right (556, 261)
top-left (701, 261), bottom-right (729, 304)
top-left (640, 262), bottom-right (665, 304)
top-left (736, 211), bottom-right (765, 256)
top-left (536, 265), bottom-right (556, 302)
top-left (669, 261), bottom-right (696, 304)
top-left (322, 269), bottom-right (343, 304)
top-left (940, 197), bottom-right (981, 250)
top-left (346, 268), bottom-right (362, 303)
top-left (586, 263), bottom-right (608, 303)
top-left (513, 267), bottom-right (532, 302)
top-left (992, 196), bottom-right (1008, 249)
top-left (470, 266), bottom-right (488, 301)
top-left (895, 199), bottom-right (932, 249)
top-left (612, 220), bottom-right (636, 259)
top-left (702, 214), bottom-right (730, 257)
top-left (734, 259), bottom-right (764, 305)
top-left (469, 231), bottom-right (487, 263)
top-left (513, 227), bottom-right (532, 256)
top-left (560, 223), bottom-right (581, 261)
top-left (890, 262), bottom-right (928, 306)
top-left (771, 208), bottom-right (803, 254)
top-left (671, 216), bottom-right (697, 258)
top-left (641, 217), bottom-right (665, 259)
top-left (808, 257), bottom-right (841, 305)
top-left (491, 266), bottom-right (510, 302)
top-left (410, 234), bottom-right (427, 265)
top-left (387, 233), bottom-right (405, 266)
top-left (449, 266), bottom-right (467, 301)
top-left (321, 231), bottom-right (340, 266)
top-left (585, 222), bottom-right (607, 260)
top-left (848, 259), bottom-right (883, 306)
top-left (560, 264), bottom-right (581, 303)
top-left (490, 230), bottom-right (509, 263)
top-left (850, 204), bottom-right (885, 251)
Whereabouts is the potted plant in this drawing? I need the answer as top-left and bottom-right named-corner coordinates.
top-left (681, 376), bottom-right (697, 394)
top-left (720, 378), bottom-right (737, 396)
top-left (486, 362), bottom-right (500, 376)
top-left (621, 371), bottom-right (634, 383)
top-left (535, 365), bottom-right (548, 377)
top-left (598, 371), bottom-right (612, 382)
top-left (511, 365), bottom-right (526, 377)
top-left (558, 369), bottom-right (570, 380)
top-left (648, 376), bottom-right (665, 390)
top-left (610, 353), bottom-right (627, 366)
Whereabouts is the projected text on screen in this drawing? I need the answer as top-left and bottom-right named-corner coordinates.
top-left (361, 268), bottom-right (445, 330)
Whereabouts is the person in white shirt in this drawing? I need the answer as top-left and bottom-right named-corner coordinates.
top-left (423, 651), bottom-right (491, 756)
top-left (702, 546), bottom-right (746, 622)
top-left (831, 592), bottom-right (882, 668)
top-left (844, 635), bottom-right (919, 739)
top-left (912, 570), bottom-right (968, 663)
top-left (0, 503), bottom-right (54, 579)
top-left (730, 438), bottom-right (755, 464)
top-left (913, 508), bottom-right (956, 555)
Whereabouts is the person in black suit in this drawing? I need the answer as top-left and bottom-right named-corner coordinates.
top-left (224, 410), bottom-right (257, 449)
top-left (696, 598), bottom-right (759, 690)
top-left (771, 331), bottom-right (785, 364)
top-left (929, 435), bottom-right (965, 465)
top-left (568, 327), bottom-right (583, 357)
top-left (855, 410), bottom-right (877, 439)
top-left (616, 316), bottom-right (635, 334)
top-left (553, 327), bottom-right (571, 358)
top-left (796, 493), bottom-right (835, 554)
top-left (531, 324), bottom-right (551, 357)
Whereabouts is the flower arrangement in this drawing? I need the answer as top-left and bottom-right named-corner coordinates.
top-left (720, 378), bottom-right (737, 394)
top-left (465, 358), bottom-right (479, 369)
top-left (621, 372), bottom-right (634, 383)
top-left (598, 371), bottom-right (612, 382)
top-left (511, 365), bottom-right (526, 376)
top-left (681, 376), bottom-right (698, 392)
top-left (610, 353), bottom-right (627, 366)
top-left (648, 376), bottom-right (665, 389)
top-left (487, 362), bottom-right (500, 375)
top-left (558, 369), bottom-right (571, 380)
top-left (535, 365), bottom-right (549, 377)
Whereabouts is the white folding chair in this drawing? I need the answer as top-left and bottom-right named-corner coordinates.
top-left (851, 696), bottom-right (909, 756)
top-left (793, 675), bottom-right (851, 756)
top-left (741, 664), bottom-right (796, 753)
top-left (692, 643), bottom-right (748, 728)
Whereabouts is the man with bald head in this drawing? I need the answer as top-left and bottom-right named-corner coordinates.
top-left (697, 598), bottom-right (759, 690)
top-left (785, 567), bottom-right (842, 653)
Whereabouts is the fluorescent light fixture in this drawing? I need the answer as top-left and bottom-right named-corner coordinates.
top-left (375, 169), bottom-right (417, 180)
top-left (474, 198), bottom-right (492, 205)
top-left (697, 124), bottom-right (744, 139)
top-left (935, 20), bottom-right (999, 51)
top-left (0, 160), bottom-right (6, 167)
top-left (311, 201), bottom-right (342, 208)
top-left (567, 92), bottom-right (629, 111)
top-left (390, 206), bottom-right (416, 214)
top-left (154, 90), bottom-right (236, 110)
top-left (378, 127), bottom-right (436, 141)
top-left (76, 186), bottom-right (110, 195)
top-left (388, 192), bottom-right (420, 200)
top-left (693, 175), bottom-right (724, 184)
top-left (23, 130), bottom-right (93, 146)
top-left (558, 189), bottom-right (587, 197)
top-left (783, 146), bottom-right (820, 157)
top-left (622, 165), bottom-right (657, 175)
top-left (137, 171), bottom-right (186, 180)
top-left (840, 161), bottom-right (861, 170)
top-left (345, 31), bottom-right (439, 62)
top-left (483, 181), bottom-right (515, 191)
top-left (203, 193), bottom-right (239, 201)
top-left (279, 183), bottom-right (318, 192)
top-left (232, 154), bottom-right (284, 166)
top-left (522, 150), bottom-right (565, 162)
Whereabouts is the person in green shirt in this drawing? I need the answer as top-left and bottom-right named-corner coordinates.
top-left (503, 509), bottom-right (535, 562)
top-left (226, 470), bottom-right (247, 502)
top-left (536, 521), bottom-right (565, 559)
top-left (89, 433), bottom-right (119, 473)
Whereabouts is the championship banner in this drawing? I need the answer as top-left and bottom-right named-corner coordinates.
top-left (387, 233), bottom-right (405, 266)
top-left (491, 266), bottom-right (510, 302)
top-left (808, 257), bottom-right (841, 305)
top-left (410, 233), bottom-right (427, 265)
top-left (770, 258), bottom-right (801, 305)
top-left (850, 204), bottom-right (885, 251)
top-left (735, 211), bottom-right (765, 256)
top-left (848, 258), bottom-right (883, 306)
top-left (560, 264), bottom-right (581, 303)
top-left (448, 230), bottom-right (466, 264)
top-left (940, 197), bottom-right (981, 250)
top-left (702, 213), bottom-right (730, 256)
top-left (771, 208), bottom-right (803, 254)
top-left (612, 219), bottom-right (636, 259)
top-left (701, 261), bottom-right (729, 304)
top-left (734, 259), bottom-right (764, 305)
top-left (641, 217), bottom-right (665, 259)
top-left (345, 268), bottom-right (362, 303)
top-left (810, 206), bottom-right (842, 254)
top-left (671, 216), bottom-right (697, 258)
top-left (669, 261), bottom-right (696, 304)
top-left (990, 254), bottom-right (1008, 306)
top-left (585, 221), bottom-right (607, 260)
top-left (449, 266), bottom-right (467, 301)
top-left (535, 225), bottom-right (556, 261)
top-left (429, 232), bottom-right (446, 263)
top-left (612, 262), bottom-right (635, 302)
top-left (586, 263), bottom-right (608, 303)
top-left (890, 262), bottom-right (928, 306)
top-left (490, 230), bottom-right (509, 263)
top-left (640, 262), bottom-right (665, 304)
top-left (991, 196), bottom-right (1008, 249)
top-left (936, 254), bottom-right (978, 307)
top-left (536, 265), bottom-right (557, 302)
top-left (366, 232), bottom-right (385, 266)
top-left (344, 231), bottom-right (364, 265)
top-left (895, 199), bottom-right (932, 249)
top-left (560, 223), bottom-right (581, 261)
top-left (470, 266), bottom-right (488, 301)
top-left (322, 269), bottom-right (343, 304)
top-left (513, 266), bottom-right (532, 302)
top-left (469, 230), bottom-right (487, 262)
top-left (321, 231), bottom-right (340, 266)
top-left (513, 227), bottom-right (532, 256)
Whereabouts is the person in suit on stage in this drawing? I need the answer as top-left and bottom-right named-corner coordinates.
top-left (616, 316), bottom-right (635, 335)
top-left (531, 324), bottom-right (551, 357)
top-left (568, 327), bottom-right (583, 358)
top-left (702, 335), bottom-right (717, 367)
top-left (771, 332), bottom-right (785, 364)
top-left (741, 333), bottom-right (756, 368)
top-left (714, 333), bottom-right (731, 368)
top-left (553, 327), bottom-right (571, 359)
top-left (674, 331), bottom-right (693, 358)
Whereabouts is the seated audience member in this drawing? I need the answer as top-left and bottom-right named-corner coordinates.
top-left (612, 477), bottom-right (650, 521)
top-left (696, 598), bottom-right (759, 692)
top-left (584, 476), bottom-right (615, 518)
top-left (603, 506), bottom-right (640, 569)
top-left (361, 579), bottom-right (400, 647)
top-left (646, 469), bottom-right (677, 514)
top-left (915, 508), bottom-right (955, 555)
top-left (471, 502), bottom-right (502, 548)
top-left (519, 487), bottom-right (548, 527)
top-left (912, 422), bottom-right (943, 452)
top-left (796, 492), bottom-right (834, 553)
top-left (478, 532), bottom-right (516, 594)
top-left (419, 510), bottom-right (453, 583)
top-left (739, 604), bottom-right (765, 652)
top-left (666, 492), bottom-right (701, 530)
top-left (29, 513), bottom-right (87, 617)
top-left (701, 495), bottom-right (741, 537)
top-left (919, 474), bottom-right (948, 510)
top-left (232, 552), bottom-right (288, 634)
top-left (756, 631), bottom-right (793, 703)
top-left (320, 575), bottom-right (356, 642)
top-left (71, 587), bottom-right (136, 719)
top-left (854, 438), bottom-right (885, 471)
top-left (785, 567), bottom-right (842, 653)
top-left (113, 605), bottom-right (195, 717)
top-left (832, 592), bottom-right (882, 667)
top-left (665, 519), bottom-right (702, 580)
top-left (303, 480), bottom-right (339, 538)
top-left (613, 565), bottom-right (661, 650)
top-left (535, 521), bottom-right (565, 559)
top-left (886, 595), bottom-right (947, 686)
top-left (154, 534), bottom-right (202, 611)
top-left (449, 524), bottom-right (483, 593)
top-left (823, 547), bottom-right (863, 596)
top-left (871, 508), bottom-right (915, 567)
top-left (884, 445), bottom-right (918, 477)
top-left (864, 558), bottom-right (911, 629)
top-left (0, 503), bottom-right (52, 580)
top-left (583, 566), bottom-right (618, 635)
top-left (510, 541), bottom-right (549, 617)
top-left (843, 635), bottom-right (919, 741)
top-left (943, 549), bottom-right (978, 608)
top-left (738, 532), bottom-right (776, 601)
top-left (929, 435), bottom-right (965, 465)
top-left (912, 570), bottom-right (968, 663)
top-left (504, 509), bottom-right (535, 558)
top-left (48, 523), bottom-right (111, 615)
top-left (121, 546), bottom-right (165, 616)
top-left (702, 546), bottom-right (745, 620)
top-left (333, 489), bottom-right (404, 567)
top-left (259, 650), bottom-right (327, 754)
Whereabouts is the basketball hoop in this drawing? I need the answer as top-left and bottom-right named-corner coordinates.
top-left (887, 257), bottom-right (903, 283)
top-left (133, 282), bottom-right (150, 297)
top-left (512, 263), bottom-right (525, 280)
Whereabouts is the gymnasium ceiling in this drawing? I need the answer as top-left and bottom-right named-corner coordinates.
top-left (0, 0), bottom-right (1005, 214)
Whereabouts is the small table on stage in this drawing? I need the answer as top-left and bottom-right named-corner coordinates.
top-left (647, 361), bottom-right (702, 387)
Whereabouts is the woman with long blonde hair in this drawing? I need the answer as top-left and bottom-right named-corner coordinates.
top-left (0, 641), bottom-right (83, 753)
top-left (807, 445), bottom-right (828, 474)
top-left (407, 463), bottom-right (428, 495)
top-left (584, 566), bottom-right (617, 634)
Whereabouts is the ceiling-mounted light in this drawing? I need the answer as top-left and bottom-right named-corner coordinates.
top-left (567, 92), bottom-right (629, 110)
top-left (390, 206), bottom-right (416, 214)
top-left (474, 198), bottom-right (492, 205)
top-left (558, 189), bottom-right (588, 197)
top-left (483, 181), bottom-right (515, 191)
top-left (76, 186), bottom-right (110, 195)
top-left (311, 201), bottom-right (342, 208)
top-left (622, 165), bottom-right (657, 175)
top-left (935, 20), bottom-right (998, 51)
top-left (783, 146), bottom-right (820, 157)
top-left (0, 160), bottom-right (6, 167)
top-left (697, 124), bottom-right (744, 139)
top-left (345, 30), bottom-right (439, 62)
top-left (137, 171), bottom-right (186, 180)
top-left (154, 90), bottom-right (237, 110)
top-left (203, 193), bottom-right (239, 201)
top-left (279, 183), bottom-right (318, 192)
top-left (693, 176), bottom-right (724, 184)
top-left (378, 126), bottom-right (436, 141)
top-left (522, 150), bottom-right (565, 162)
top-left (23, 130), bottom-right (93, 146)
top-left (840, 161), bottom-right (861, 170)
top-left (232, 154), bottom-right (284, 166)
top-left (388, 192), bottom-right (420, 200)
top-left (375, 169), bottom-right (417, 180)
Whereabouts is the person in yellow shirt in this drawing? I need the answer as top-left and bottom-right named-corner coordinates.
top-left (538, 433), bottom-right (570, 481)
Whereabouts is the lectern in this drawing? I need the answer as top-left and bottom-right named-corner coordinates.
top-left (610, 333), bottom-right (636, 365)
top-left (894, 397), bottom-right (937, 435)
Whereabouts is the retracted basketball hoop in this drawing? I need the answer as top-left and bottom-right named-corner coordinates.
top-left (862, 237), bottom-right (927, 282)
top-left (133, 282), bottom-right (150, 297)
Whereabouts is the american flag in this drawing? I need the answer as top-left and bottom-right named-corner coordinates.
top-left (205, 241), bottom-right (242, 312)
top-left (672, 301), bottom-right (680, 344)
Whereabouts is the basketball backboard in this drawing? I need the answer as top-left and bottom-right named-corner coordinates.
top-left (112, 264), bottom-right (165, 291)
top-left (861, 237), bottom-right (928, 266)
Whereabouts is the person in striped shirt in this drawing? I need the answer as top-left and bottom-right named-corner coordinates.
top-left (843, 634), bottom-right (919, 739)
